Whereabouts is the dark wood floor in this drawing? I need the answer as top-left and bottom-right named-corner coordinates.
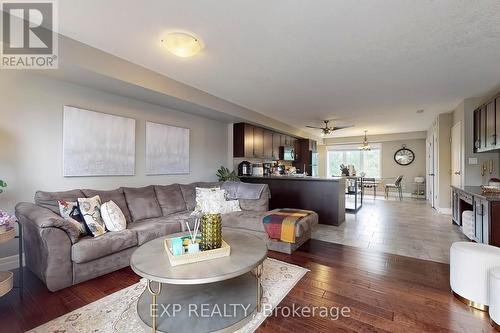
top-left (0, 240), bottom-right (495, 333)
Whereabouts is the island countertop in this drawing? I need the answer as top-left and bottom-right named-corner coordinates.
top-left (239, 175), bottom-right (343, 182)
top-left (451, 185), bottom-right (500, 202)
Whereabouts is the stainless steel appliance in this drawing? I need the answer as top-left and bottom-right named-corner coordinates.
top-left (263, 163), bottom-right (272, 176)
top-left (279, 146), bottom-right (295, 161)
top-left (252, 163), bottom-right (264, 176)
top-left (237, 161), bottom-right (252, 176)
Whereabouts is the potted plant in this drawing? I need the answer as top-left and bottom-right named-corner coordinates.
top-left (0, 180), bottom-right (15, 232)
top-left (216, 166), bottom-right (239, 182)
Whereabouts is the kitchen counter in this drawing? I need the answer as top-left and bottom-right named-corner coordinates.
top-left (241, 176), bottom-right (346, 225)
top-left (451, 185), bottom-right (500, 201)
top-left (240, 175), bottom-right (343, 182)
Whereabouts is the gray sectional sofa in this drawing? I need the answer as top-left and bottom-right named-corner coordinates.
top-left (15, 181), bottom-right (318, 291)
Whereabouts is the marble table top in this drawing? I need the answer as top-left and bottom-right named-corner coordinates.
top-left (130, 228), bottom-right (267, 285)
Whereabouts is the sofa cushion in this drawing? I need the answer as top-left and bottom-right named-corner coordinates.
top-left (123, 186), bottom-right (162, 222)
top-left (71, 229), bottom-right (137, 263)
top-left (154, 184), bottom-right (187, 216)
top-left (162, 211), bottom-right (197, 232)
top-left (179, 184), bottom-right (196, 211)
top-left (82, 188), bottom-right (132, 223)
top-left (35, 189), bottom-right (85, 214)
top-left (128, 217), bottom-right (182, 245)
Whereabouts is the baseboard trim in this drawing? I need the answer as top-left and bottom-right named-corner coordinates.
top-left (0, 254), bottom-right (24, 271)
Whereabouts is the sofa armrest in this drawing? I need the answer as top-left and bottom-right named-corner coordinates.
top-left (15, 202), bottom-right (73, 291)
top-left (239, 186), bottom-right (270, 212)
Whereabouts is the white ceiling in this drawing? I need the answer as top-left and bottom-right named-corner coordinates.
top-left (57, 0), bottom-right (500, 137)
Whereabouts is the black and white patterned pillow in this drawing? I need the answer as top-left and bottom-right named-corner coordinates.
top-left (77, 195), bottom-right (107, 237)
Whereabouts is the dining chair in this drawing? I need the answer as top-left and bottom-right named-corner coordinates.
top-left (362, 177), bottom-right (377, 199)
top-left (384, 175), bottom-right (404, 201)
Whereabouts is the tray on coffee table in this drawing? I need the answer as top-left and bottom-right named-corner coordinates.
top-left (164, 237), bottom-right (230, 266)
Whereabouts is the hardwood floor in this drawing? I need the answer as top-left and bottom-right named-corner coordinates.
top-left (0, 240), bottom-right (494, 333)
top-left (313, 197), bottom-right (467, 263)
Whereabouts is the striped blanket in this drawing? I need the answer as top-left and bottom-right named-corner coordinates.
top-left (263, 209), bottom-right (311, 243)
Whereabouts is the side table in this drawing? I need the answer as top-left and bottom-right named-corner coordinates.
top-left (0, 221), bottom-right (23, 298)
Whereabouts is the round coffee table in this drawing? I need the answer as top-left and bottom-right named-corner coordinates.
top-left (130, 228), bottom-right (267, 333)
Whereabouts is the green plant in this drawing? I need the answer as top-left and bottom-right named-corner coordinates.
top-left (216, 166), bottom-right (239, 182)
top-left (0, 180), bottom-right (6, 194)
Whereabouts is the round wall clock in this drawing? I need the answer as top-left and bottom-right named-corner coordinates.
top-left (394, 146), bottom-right (415, 166)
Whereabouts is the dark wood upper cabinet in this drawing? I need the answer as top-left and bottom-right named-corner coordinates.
top-left (473, 93), bottom-right (500, 153)
top-left (474, 109), bottom-right (482, 151)
top-left (496, 97), bottom-right (500, 148)
top-left (233, 122), bottom-right (304, 159)
top-left (272, 133), bottom-right (281, 159)
top-left (233, 123), bottom-right (254, 157)
top-left (263, 130), bottom-right (273, 159)
top-left (486, 101), bottom-right (496, 149)
top-left (252, 126), bottom-right (264, 158)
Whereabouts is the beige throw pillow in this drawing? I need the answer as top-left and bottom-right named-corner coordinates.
top-left (191, 187), bottom-right (241, 216)
top-left (101, 200), bottom-right (126, 232)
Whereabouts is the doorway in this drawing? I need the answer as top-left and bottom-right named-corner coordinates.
top-left (451, 122), bottom-right (463, 187)
top-left (427, 133), bottom-right (436, 208)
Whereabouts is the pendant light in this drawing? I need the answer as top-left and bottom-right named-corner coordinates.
top-left (359, 130), bottom-right (371, 151)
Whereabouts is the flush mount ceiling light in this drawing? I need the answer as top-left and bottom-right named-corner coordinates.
top-left (359, 130), bottom-right (372, 151)
top-left (161, 32), bottom-right (202, 58)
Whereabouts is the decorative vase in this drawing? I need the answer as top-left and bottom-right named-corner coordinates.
top-left (201, 213), bottom-right (222, 250)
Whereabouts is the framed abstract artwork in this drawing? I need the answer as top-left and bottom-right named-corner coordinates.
top-left (145, 121), bottom-right (190, 175)
top-left (63, 106), bottom-right (136, 176)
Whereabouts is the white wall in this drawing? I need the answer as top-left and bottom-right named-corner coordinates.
top-left (380, 139), bottom-right (426, 194)
top-left (0, 71), bottom-right (229, 257)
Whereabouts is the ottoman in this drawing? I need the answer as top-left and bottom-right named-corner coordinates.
top-left (490, 267), bottom-right (500, 330)
top-left (266, 209), bottom-right (319, 254)
top-left (450, 242), bottom-right (500, 311)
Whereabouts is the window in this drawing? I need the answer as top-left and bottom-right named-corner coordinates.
top-left (327, 144), bottom-right (381, 178)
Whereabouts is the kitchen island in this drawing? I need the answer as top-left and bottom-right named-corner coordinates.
top-left (451, 185), bottom-right (500, 247)
top-left (240, 176), bottom-right (346, 225)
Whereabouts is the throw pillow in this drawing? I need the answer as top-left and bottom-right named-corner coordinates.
top-left (223, 198), bottom-right (242, 214)
top-left (78, 195), bottom-right (106, 237)
top-left (100, 200), bottom-right (126, 232)
top-left (57, 200), bottom-right (90, 238)
top-left (191, 187), bottom-right (241, 216)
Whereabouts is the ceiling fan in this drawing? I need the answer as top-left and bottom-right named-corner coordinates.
top-left (306, 120), bottom-right (353, 136)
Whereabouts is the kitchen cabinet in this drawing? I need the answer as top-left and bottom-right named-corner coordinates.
top-left (496, 97), bottom-right (500, 143)
top-left (452, 189), bottom-right (460, 225)
top-left (474, 108), bottom-right (482, 150)
top-left (234, 122), bottom-right (302, 160)
top-left (233, 123), bottom-right (254, 158)
top-left (293, 139), bottom-right (318, 176)
top-left (263, 130), bottom-right (273, 159)
top-left (473, 93), bottom-right (500, 152)
top-left (253, 127), bottom-right (264, 158)
top-left (486, 101), bottom-right (496, 149)
top-left (451, 185), bottom-right (500, 247)
top-left (272, 133), bottom-right (281, 159)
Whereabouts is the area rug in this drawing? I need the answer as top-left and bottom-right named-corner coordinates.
top-left (28, 258), bottom-right (308, 333)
